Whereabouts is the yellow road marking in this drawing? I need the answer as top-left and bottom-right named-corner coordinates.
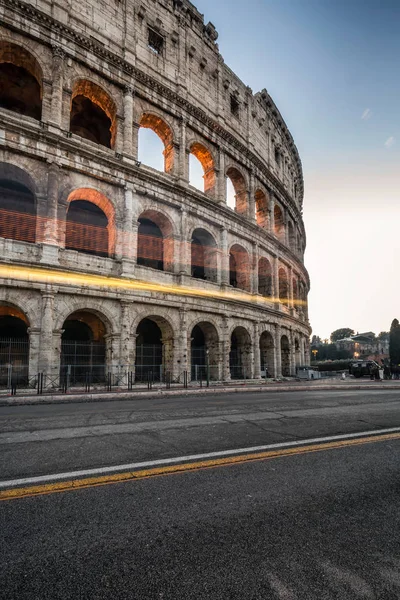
top-left (1, 431), bottom-right (399, 502)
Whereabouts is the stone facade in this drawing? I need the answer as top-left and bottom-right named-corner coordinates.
top-left (0, 0), bottom-right (311, 385)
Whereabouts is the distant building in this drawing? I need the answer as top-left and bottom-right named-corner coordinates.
top-left (336, 332), bottom-right (389, 362)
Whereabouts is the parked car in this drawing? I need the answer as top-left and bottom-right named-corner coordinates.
top-left (349, 360), bottom-right (379, 378)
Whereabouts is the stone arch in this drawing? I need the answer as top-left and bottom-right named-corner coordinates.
top-left (278, 267), bottom-right (289, 302)
top-left (255, 189), bottom-right (269, 228)
top-left (190, 227), bottom-right (218, 282)
top-left (294, 337), bottom-right (301, 369)
top-left (60, 308), bottom-right (111, 383)
top-left (55, 302), bottom-right (116, 335)
top-left (63, 188), bottom-right (116, 257)
top-left (274, 204), bottom-right (285, 242)
top-left (0, 41), bottom-right (43, 120)
top-left (229, 243), bottom-right (250, 291)
top-left (0, 302), bottom-right (31, 384)
top-left (137, 209), bottom-right (174, 272)
top-left (260, 330), bottom-right (275, 378)
top-left (134, 314), bottom-right (175, 382)
top-left (258, 257), bottom-right (272, 297)
top-left (189, 142), bottom-right (216, 196)
top-left (230, 325), bottom-right (252, 379)
top-left (226, 166), bottom-right (248, 215)
top-left (139, 112), bottom-right (174, 173)
top-left (281, 334), bottom-right (291, 377)
top-left (70, 79), bottom-right (117, 149)
top-left (189, 321), bottom-right (220, 381)
top-left (0, 162), bottom-right (37, 244)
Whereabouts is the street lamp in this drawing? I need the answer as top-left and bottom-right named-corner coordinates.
top-left (311, 349), bottom-right (318, 362)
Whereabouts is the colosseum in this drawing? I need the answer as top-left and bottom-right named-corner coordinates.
top-left (0, 0), bottom-right (311, 388)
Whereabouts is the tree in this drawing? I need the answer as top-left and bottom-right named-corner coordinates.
top-left (330, 328), bottom-right (354, 342)
top-left (377, 331), bottom-right (389, 341)
top-left (389, 319), bottom-right (400, 365)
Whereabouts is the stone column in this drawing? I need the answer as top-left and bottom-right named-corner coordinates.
top-left (176, 308), bottom-right (189, 378)
top-left (120, 185), bottom-right (136, 277)
top-left (253, 321), bottom-right (261, 379)
top-left (119, 301), bottom-right (133, 370)
top-left (132, 122), bottom-right (140, 161)
top-left (40, 163), bottom-right (60, 265)
top-left (49, 46), bottom-right (65, 128)
top-left (123, 85), bottom-right (134, 156)
top-left (115, 115), bottom-right (124, 154)
top-left (28, 328), bottom-right (41, 380)
top-left (288, 266), bottom-right (294, 310)
top-left (251, 242), bottom-right (259, 294)
top-left (275, 324), bottom-right (282, 378)
top-left (269, 193), bottom-right (275, 236)
top-left (179, 208), bottom-right (189, 279)
top-left (178, 118), bottom-right (189, 183)
top-left (221, 316), bottom-right (231, 381)
top-left (38, 291), bottom-right (56, 379)
top-left (284, 211), bottom-right (290, 247)
top-left (273, 255), bottom-right (280, 307)
top-left (220, 227), bottom-right (229, 286)
top-left (217, 149), bottom-right (226, 204)
top-left (248, 170), bottom-right (256, 221)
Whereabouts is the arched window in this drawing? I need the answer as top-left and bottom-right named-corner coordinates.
top-left (278, 267), bottom-right (289, 302)
top-left (255, 189), bottom-right (269, 228)
top-left (138, 113), bottom-right (174, 173)
top-left (135, 316), bottom-right (174, 382)
top-left (0, 164), bottom-right (36, 244)
top-left (229, 244), bottom-right (250, 291)
top-left (0, 43), bottom-right (42, 120)
top-left (137, 210), bottom-right (174, 272)
top-left (189, 143), bottom-right (216, 196)
top-left (0, 304), bottom-right (30, 385)
top-left (70, 80), bottom-right (117, 149)
top-left (226, 167), bottom-right (248, 215)
top-left (61, 311), bottom-right (107, 383)
top-left (190, 322), bottom-right (219, 381)
top-left (191, 228), bottom-right (217, 282)
top-left (274, 204), bottom-right (285, 242)
top-left (258, 257), bottom-right (272, 297)
top-left (230, 327), bottom-right (252, 380)
top-left (66, 201), bottom-right (109, 257)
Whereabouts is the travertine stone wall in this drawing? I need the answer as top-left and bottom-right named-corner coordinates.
top-left (0, 0), bottom-right (311, 382)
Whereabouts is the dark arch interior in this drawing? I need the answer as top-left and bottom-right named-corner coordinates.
top-left (230, 328), bottom-right (251, 380)
top-left (281, 335), bottom-right (291, 377)
top-left (0, 63), bottom-right (41, 120)
top-left (229, 252), bottom-right (237, 287)
top-left (0, 313), bottom-right (29, 383)
top-left (191, 230), bottom-right (217, 282)
top-left (0, 178), bottom-right (36, 243)
top-left (61, 314), bottom-right (106, 383)
top-left (66, 200), bottom-right (109, 258)
top-left (137, 218), bottom-right (164, 271)
top-left (0, 315), bottom-right (28, 338)
top-left (191, 325), bottom-right (206, 380)
top-left (70, 95), bottom-right (112, 148)
top-left (62, 320), bottom-right (93, 342)
top-left (136, 319), bottom-right (163, 382)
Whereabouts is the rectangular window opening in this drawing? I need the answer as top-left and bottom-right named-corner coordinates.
top-left (230, 95), bottom-right (240, 117)
top-left (148, 28), bottom-right (164, 55)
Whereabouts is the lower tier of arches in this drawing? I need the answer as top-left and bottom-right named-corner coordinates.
top-left (0, 290), bottom-right (310, 387)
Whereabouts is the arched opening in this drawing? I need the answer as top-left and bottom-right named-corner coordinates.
top-left (0, 42), bottom-right (42, 120)
top-left (138, 113), bottom-right (174, 173)
top-left (226, 167), bottom-right (248, 215)
top-left (260, 331), bottom-right (275, 378)
top-left (255, 189), bottom-right (269, 228)
top-left (65, 189), bottom-right (116, 258)
top-left (292, 278), bottom-right (299, 309)
top-left (70, 80), bottom-right (117, 149)
top-left (279, 267), bottom-right (289, 303)
top-left (137, 210), bottom-right (174, 272)
top-left (288, 221), bottom-right (296, 251)
top-left (229, 244), bottom-right (250, 291)
top-left (230, 326), bottom-right (252, 380)
top-left (60, 311), bottom-right (107, 384)
top-left (258, 257), bottom-right (272, 297)
top-left (189, 143), bottom-right (216, 196)
top-left (295, 338), bottom-right (301, 370)
top-left (0, 305), bottom-right (29, 385)
top-left (0, 166), bottom-right (36, 244)
top-left (135, 316), bottom-right (173, 382)
top-left (281, 335), bottom-right (291, 377)
top-left (191, 228), bottom-right (217, 282)
top-left (274, 204), bottom-right (285, 242)
top-left (66, 201), bottom-right (109, 258)
top-left (190, 322), bottom-right (219, 381)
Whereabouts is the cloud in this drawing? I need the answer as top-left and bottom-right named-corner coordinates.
top-left (361, 108), bottom-right (372, 120)
top-left (384, 136), bottom-right (395, 148)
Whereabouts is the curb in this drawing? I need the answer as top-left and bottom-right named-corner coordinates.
top-left (1, 383), bottom-right (400, 407)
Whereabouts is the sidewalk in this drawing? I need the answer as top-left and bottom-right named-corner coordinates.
top-left (1, 378), bottom-right (400, 407)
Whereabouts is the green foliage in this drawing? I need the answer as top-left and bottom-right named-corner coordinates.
top-left (389, 319), bottom-right (400, 365)
top-left (310, 342), bottom-right (352, 362)
top-left (330, 328), bottom-right (354, 342)
top-left (378, 331), bottom-right (390, 341)
top-left (313, 359), bottom-right (352, 372)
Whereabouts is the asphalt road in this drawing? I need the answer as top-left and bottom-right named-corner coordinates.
top-left (1, 433), bottom-right (400, 599)
top-left (0, 389), bottom-right (400, 480)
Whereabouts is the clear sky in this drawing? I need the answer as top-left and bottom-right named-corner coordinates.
top-left (187, 0), bottom-right (400, 339)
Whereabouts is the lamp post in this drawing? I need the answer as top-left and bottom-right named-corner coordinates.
top-left (311, 349), bottom-right (318, 362)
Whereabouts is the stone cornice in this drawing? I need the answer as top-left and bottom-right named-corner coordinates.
top-left (1, 0), bottom-right (305, 219)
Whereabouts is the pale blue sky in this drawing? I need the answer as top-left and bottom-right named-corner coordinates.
top-left (141, 0), bottom-right (400, 339)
